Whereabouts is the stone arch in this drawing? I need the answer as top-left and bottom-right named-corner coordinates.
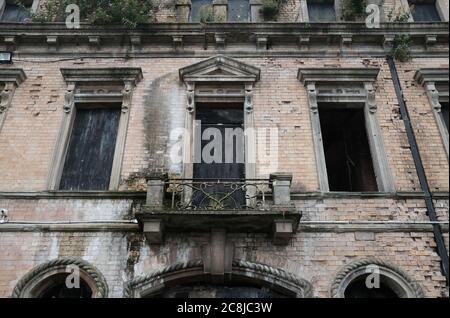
top-left (125, 259), bottom-right (313, 298)
top-left (330, 258), bottom-right (424, 298)
top-left (12, 257), bottom-right (108, 298)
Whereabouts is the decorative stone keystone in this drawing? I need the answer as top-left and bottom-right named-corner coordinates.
top-left (213, 0), bottom-right (228, 22)
top-left (270, 172), bottom-right (293, 206)
top-left (146, 173), bottom-right (168, 208)
top-left (250, 0), bottom-right (264, 22)
top-left (143, 220), bottom-right (164, 244)
top-left (273, 219), bottom-right (294, 245)
top-left (176, 0), bottom-right (191, 22)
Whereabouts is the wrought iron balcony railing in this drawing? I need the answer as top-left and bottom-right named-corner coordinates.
top-left (166, 179), bottom-right (270, 211)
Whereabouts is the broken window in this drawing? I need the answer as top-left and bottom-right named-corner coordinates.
top-left (228, 0), bottom-right (250, 22)
top-left (319, 104), bottom-right (378, 192)
top-left (0, 0), bottom-right (33, 22)
top-left (441, 102), bottom-right (449, 132)
top-left (307, 0), bottom-right (336, 22)
top-left (409, 0), bottom-right (441, 22)
top-left (190, 0), bottom-right (213, 22)
top-left (59, 103), bottom-right (121, 191)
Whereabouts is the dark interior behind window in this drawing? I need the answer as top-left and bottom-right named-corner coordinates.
top-left (308, 0), bottom-right (336, 22)
top-left (410, 1), bottom-right (441, 21)
top-left (319, 104), bottom-right (378, 192)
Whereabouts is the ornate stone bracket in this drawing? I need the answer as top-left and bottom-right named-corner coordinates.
top-left (365, 82), bottom-right (377, 113)
top-left (244, 83), bottom-right (254, 113)
top-left (186, 82), bottom-right (195, 113)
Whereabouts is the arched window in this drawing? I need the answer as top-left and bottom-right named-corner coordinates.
top-left (12, 258), bottom-right (108, 298)
top-left (331, 259), bottom-right (424, 298)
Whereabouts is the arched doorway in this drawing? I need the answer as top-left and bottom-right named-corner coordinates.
top-left (12, 258), bottom-right (108, 298)
top-left (126, 259), bottom-right (313, 298)
top-left (331, 258), bottom-right (424, 298)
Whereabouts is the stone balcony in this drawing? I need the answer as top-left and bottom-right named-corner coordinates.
top-left (135, 172), bottom-right (300, 245)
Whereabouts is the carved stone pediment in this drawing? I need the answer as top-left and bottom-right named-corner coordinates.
top-left (179, 55), bottom-right (261, 83)
top-left (414, 68), bottom-right (449, 87)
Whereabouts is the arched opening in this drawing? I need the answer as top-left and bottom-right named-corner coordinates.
top-left (30, 273), bottom-right (93, 299)
top-left (343, 274), bottom-right (400, 298)
top-left (145, 282), bottom-right (288, 298)
top-left (331, 259), bottom-right (424, 298)
top-left (12, 258), bottom-right (109, 298)
top-left (126, 259), bottom-right (313, 298)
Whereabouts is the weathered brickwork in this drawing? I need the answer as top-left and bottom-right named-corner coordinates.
top-left (0, 0), bottom-right (448, 299)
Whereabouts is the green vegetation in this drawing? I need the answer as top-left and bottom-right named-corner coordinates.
top-left (341, 0), bottom-right (367, 21)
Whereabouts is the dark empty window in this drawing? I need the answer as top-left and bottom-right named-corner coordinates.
top-left (59, 103), bottom-right (121, 191)
top-left (319, 104), bottom-right (378, 192)
top-left (308, 0), bottom-right (336, 22)
top-left (228, 0), bottom-right (250, 22)
top-left (190, 0), bottom-right (213, 22)
top-left (410, 0), bottom-right (441, 22)
top-left (344, 275), bottom-right (400, 298)
top-left (37, 274), bottom-right (93, 298)
top-left (441, 102), bottom-right (449, 132)
top-left (1, 0), bottom-right (32, 22)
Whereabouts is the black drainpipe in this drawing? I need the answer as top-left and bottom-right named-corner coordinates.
top-left (387, 56), bottom-right (449, 285)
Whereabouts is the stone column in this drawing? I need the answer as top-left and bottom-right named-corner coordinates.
top-left (250, 0), bottom-right (264, 22)
top-left (213, 0), bottom-right (228, 22)
top-left (176, 0), bottom-right (192, 22)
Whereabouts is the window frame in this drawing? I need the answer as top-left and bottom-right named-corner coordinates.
top-left (408, 0), bottom-right (443, 22)
top-left (47, 68), bottom-right (143, 191)
top-left (301, 0), bottom-right (341, 22)
top-left (298, 68), bottom-right (395, 193)
top-left (414, 68), bottom-right (449, 159)
top-left (0, 0), bottom-right (40, 22)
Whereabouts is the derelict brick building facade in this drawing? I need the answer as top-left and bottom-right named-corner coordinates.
top-left (0, 0), bottom-right (448, 298)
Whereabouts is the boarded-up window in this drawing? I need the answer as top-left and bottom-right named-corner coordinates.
top-left (190, 0), bottom-right (213, 22)
top-left (308, 0), bottom-right (336, 22)
top-left (319, 104), bottom-right (378, 192)
top-left (59, 104), bottom-right (121, 191)
top-left (441, 102), bottom-right (449, 132)
top-left (228, 0), bottom-right (250, 22)
top-left (410, 1), bottom-right (441, 21)
top-left (1, 1), bottom-right (31, 22)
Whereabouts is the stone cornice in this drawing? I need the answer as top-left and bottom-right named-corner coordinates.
top-left (0, 68), bottom-right (27, 85)
top-left (298, 68), bottom-right (380, 84)
top-left (414, 68), bottom-right (449, 86)
top-left (60, 68), bottom-right (143, 85)
top-left (0, 22), bottom-right (448, 58)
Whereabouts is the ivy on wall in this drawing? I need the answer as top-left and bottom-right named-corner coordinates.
top-left (31, 0), bottom-right (159, 28)
top-left (341, 0), bottom-right (367, 21)
top-left (260, 0), bottom-right (286, 21)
